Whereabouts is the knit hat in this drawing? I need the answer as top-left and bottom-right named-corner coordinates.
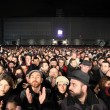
top-left (56, 76), bottom-right (69, 85)
top-left (28, 70), bottom-right (43, 78)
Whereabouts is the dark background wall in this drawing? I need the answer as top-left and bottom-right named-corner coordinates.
top-left (1, 17), bottom-right (110, 45)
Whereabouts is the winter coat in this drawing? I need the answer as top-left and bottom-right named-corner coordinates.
top-left (20, 85), bottom-right (57, 110)
top-left (60, 89), bottom-right (108, 110)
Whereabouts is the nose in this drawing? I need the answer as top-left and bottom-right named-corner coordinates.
top-left (69, 85), bottom-right (71, 90)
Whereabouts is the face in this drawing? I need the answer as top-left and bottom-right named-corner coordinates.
top-left (0, 80), bottom-right (10, 96)
top-left (101, 63), bottom-right (110, 74)
top-left (105, 81), bottom-right (110, 87)
top-left (8, 63), bottom-right (15, 68)
top-left (42, 63), bottom-right (49, 72)
top-left (49, 68), bottom-right (58, 78)
top-left (80, 65), bottom-right (90, 73)
top-left (50, 61), bottom-right (57, 67)
top-left (71, 53), bottom-right (77, 59)
top-left (57, 82), bottom-right (67, 94)
top-left (12, 57), bottom-right (17, 63)
top-left (107, 58), bottom-right (110, 63)
top-left (25, 55), bottom-right (31, 64)
top-left (15, 69), bottom-right (23, 79)
top-left (70, 60), bottom-right (77, 67)
top-left (29, 72), bottom-right (43, 88)
top-left (58, 60), bottom-right (64, 67)
top-left (33, 59), bottom-right (39, 66)
top-left (69, 79), bottom-right (84, 98)
top-left (6, 102), bottom-right (17, 110)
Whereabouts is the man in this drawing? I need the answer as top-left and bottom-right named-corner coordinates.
top-left (20, 70), bottom-right (46, 110)
top-left (80, 60), bottom-right (92, 74)
top-left (20, 70), bottom-right (55, 110)
top-left (60, 70), bottom-right (108, 110)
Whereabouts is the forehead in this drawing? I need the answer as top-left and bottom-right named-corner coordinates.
top-left (70, 78), bottom-right (82, 84)
top-left (30, 72), bottom-right (41, 77)
top-left (101, 63), bottom-right (109, 66)
top-left (50, 68), bottom-right (58, 72)
top-left (0, 79), bottom-right (9, 85)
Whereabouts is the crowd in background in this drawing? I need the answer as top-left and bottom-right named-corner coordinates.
top-left (0, 46), bottom-right (110, 110)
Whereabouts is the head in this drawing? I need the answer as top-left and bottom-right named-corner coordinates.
top-left (69, 58), bottom-right (78, 68)
top-left (106, 56), bottom-right (110, 63)
top-left (49, 67), bottom-right (59, 79)
top-left (50, 58), bottom-right (58, 68)
top-left (39, 61), bottom-right (49, 72)
top-left (28, 70), bottom-right (43, 88)
top-left (33, 57), bottom-right (40, 66)
top-left (99, 76), bottom-right (110, 89)
top-left (56, 76), bottom-right (69, 94)
top-left (25, 54), bottom-right (32, 65)
top-left (58, 58), bottom-right (65, 68)
top-left (8, 61), bottom-right (15, 69)
top-left (71, 51), bottom-right (77, 59)
top-left (69, 70), bottom-right (89, 99)
top-left (0, 74), bottom-right (14, 96)
top-left (6, 100), bottom-right (22, 110)
top-left (69, 78), bottom-right (87, 99)
top-left (100, 61), bottom-right (110, 74)
top-left (12, 56), bottom-right (18, 64)
top-left (98, 57), bottom-right (105, 67)
top-left (80, 60), bottom-right (92, 73)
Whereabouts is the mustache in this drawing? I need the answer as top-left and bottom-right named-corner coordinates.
top-left (32, 81), bottom-right (38, 83)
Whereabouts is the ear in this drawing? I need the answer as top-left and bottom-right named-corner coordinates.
top-left (82, 85), bottom-right (87, 92)
top-left (41, 78), bottom-right (43, 83)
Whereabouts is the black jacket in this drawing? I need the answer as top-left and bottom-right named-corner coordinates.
top-left (20, 85), bottom-right (57, 110)
top-left (60, 89), bottom-right (108, 110)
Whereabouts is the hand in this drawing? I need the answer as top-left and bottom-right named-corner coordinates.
top-left (94, 84), bottom-right (100, 94)
top-left (26, 88), bottom-right (33, 103)
top-left (0, 100), bottom-right (3, 109)
top-left (22, 83), bottom-right (29, 88)
top-left (39, 87), bottom-right (46, 104)
top-left (16, 106), bottom-right (22, 110)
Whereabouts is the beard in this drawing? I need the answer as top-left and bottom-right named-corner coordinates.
top-left (69, 90), bottom-right (84, 99)
top-left (31, 81), bottom-right (40, 88)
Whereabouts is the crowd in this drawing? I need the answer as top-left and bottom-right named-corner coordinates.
top-left (0, 46), bottom-right (110, 110)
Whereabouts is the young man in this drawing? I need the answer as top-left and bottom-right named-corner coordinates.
top-left (60, 70), bottom-right (108, 110)
top-left (20, 70), bottom-right (56, 110)
top-left (20, 70), bottom-right (46, 110)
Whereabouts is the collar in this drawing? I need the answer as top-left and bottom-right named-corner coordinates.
top-left (67, 88), bottom-right (99, 106)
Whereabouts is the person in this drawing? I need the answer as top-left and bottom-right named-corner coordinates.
top-left (5, 99), bottom-right (22, 110)
top-left (20, 70), bottom-right (46, 110)
top-left (54, 76), bottom-right (69, 109)
top-left (94, 76), bottom-right (110, 109)
top-left (0, 74), bottom-right (19, 110)
top-left (67, 58), bottom-right (79, 77)
top-left (60, 70), bottom-right (108, 110)
top-left (20, 70), bottom-right (55, 110)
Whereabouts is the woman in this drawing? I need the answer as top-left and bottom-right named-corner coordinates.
top-left (54, 76), bottom-right (69, 109)
top-left (0, 74), bottom-right (20, 110)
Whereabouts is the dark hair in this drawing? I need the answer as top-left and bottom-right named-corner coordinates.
top-left (0, 74), bottom-right (14, 88)
top-left (99, 76), bottom-right (110, 89)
